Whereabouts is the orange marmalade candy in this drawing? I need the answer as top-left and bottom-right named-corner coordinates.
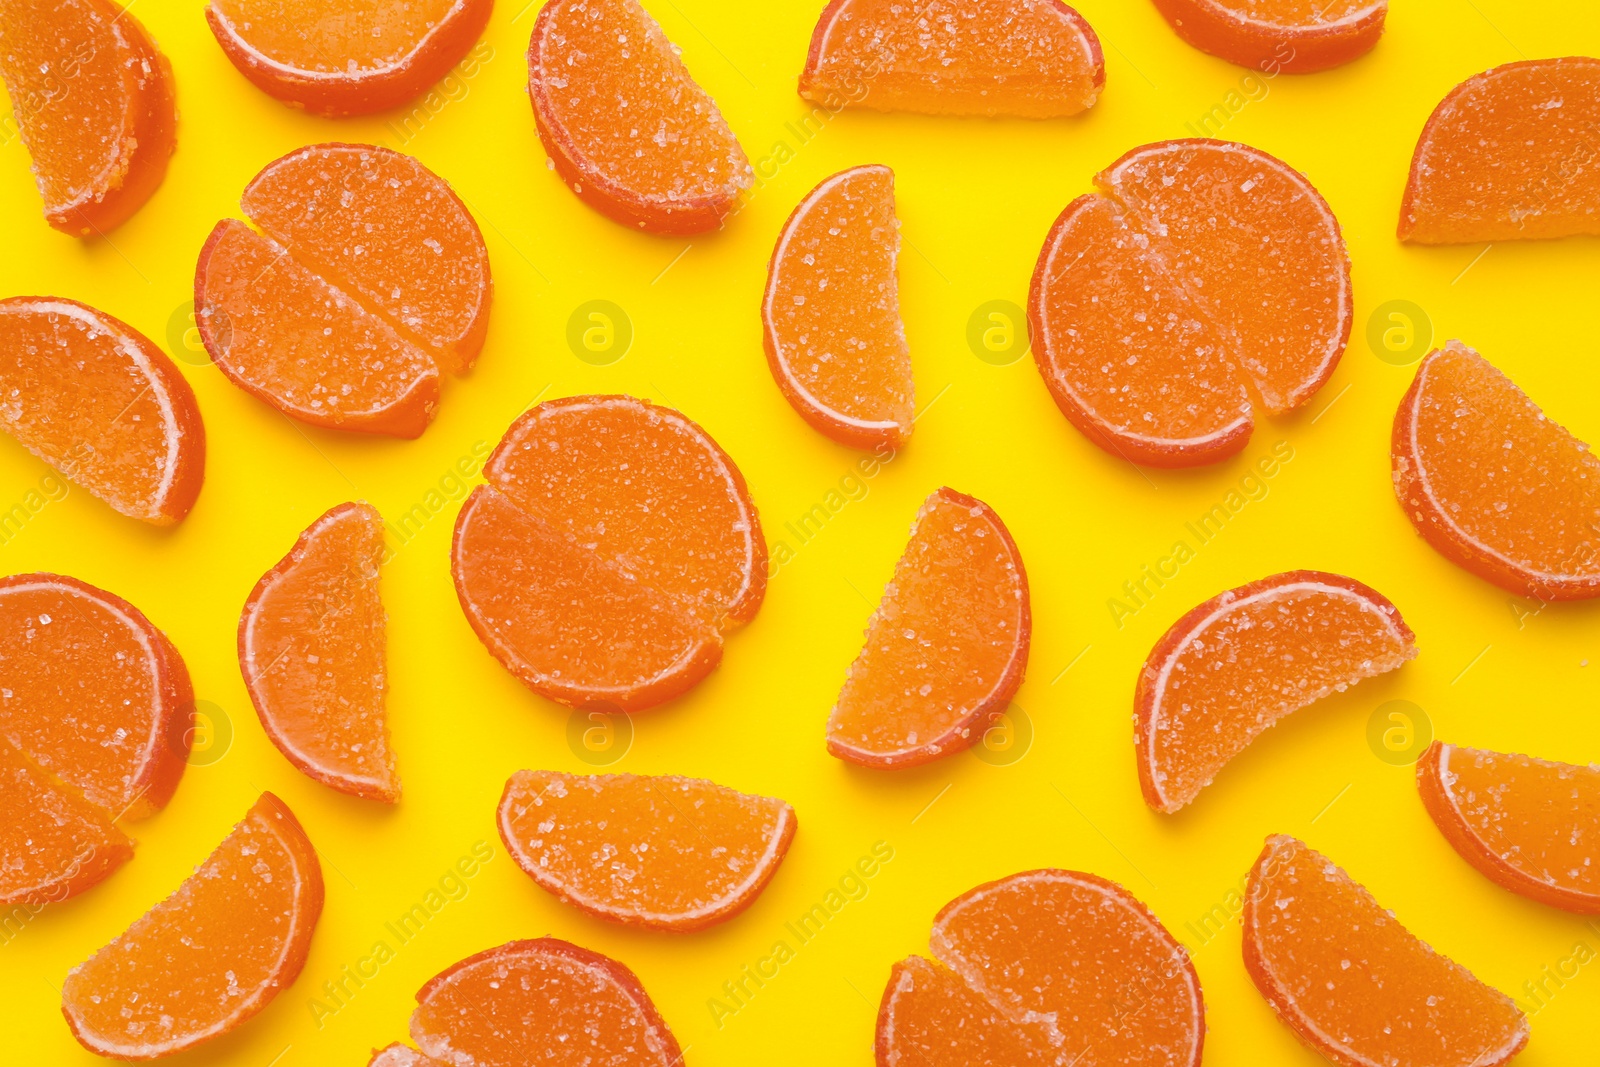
top-left (0, 0), bottom-right (175, 235)
top-left (828, 488), bottom-right (1029, 769)
top-left (1418, 741), bottom-right (1600, 914)
top-left (62, 793), bottom-right (324, 1059)
top-left (799, 0), bottom-right (1104, 119)
top-left (1243, 835), bottom-right (1529, 1067)
top-left (498, 769), bottom-right (796, 931)
top-left (1392, 341), bottom-right (1600, 599)
top-left (528, 0), bottom-right (753, 233)
top-left (1136, 571), bottom-right (1416, 814)
top-left (1031, 139), bottom-right (1351, 467)
top-left (1401, 58), bottom-right (1600, 243)
top-left (0, 737), bottom-right (132, 906)
top-left (0, 297), bottom-right (205, 524)
top-left (453, 395), bottom-right (765, 712)
top-left (1149, 0), bottom-right (1385, 74)
top-left (370, 1045), bottom-right (448, 1067)
top-left (879, 870), bottom-right (1205, 1066)
top-left (408, 938), bottom-right (684, 1066)
top-left (763, 165), bottom-right (913, 449)
top-left (205, 0), bottom-right (492, 116)
top-left (240, 502), bottom-right (397, 803)
top-left (196, 143), bottom-right (491, 438)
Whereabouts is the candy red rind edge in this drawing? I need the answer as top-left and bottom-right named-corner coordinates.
top-left (761, 164), bottom-right (911, 451)
top-left (1417, 741), bottom-right (1600, 914)
top-left (1148, 0), bottom-right (1385, 74)
top-left (410, 937), bottom-right (684, 1066)
top-left (204, 0), bottom-right (493, 117)
top-left (526, 2), bottom-right (747, 234)
top-left (496, 770), bottom-right (797, 931)
top-left (238, 502), bottom-right (399, 803)
top-left (1134, 570), bottom-right (1415, 814)
top-left (827, 487), bottom-right (1031, 769)
top-left (194, 219), bottom-right (440, 439)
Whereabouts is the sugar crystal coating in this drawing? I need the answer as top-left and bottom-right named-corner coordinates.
top-left (1149, 0), bottom-right (1385, 73)
top-left (0, 736), bottom-right (132, 906)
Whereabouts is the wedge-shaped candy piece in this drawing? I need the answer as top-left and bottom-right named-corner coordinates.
top-left (1149, 0), bottom-right (1385, 74)
top-left (206, 0), bottom-right (493, 116)
top-left (1392, 341), bottom-right (1600, 598)
top-left (498, 769), bottom-right (796, 930)
top-left (528, 0), bottom-right (753, 233)
top-left (879, 870), bottom-right (1205, 1067)
top-left (763, 165), bottom-right (913, 449)
top-left (240, 502), bottom-right (397, 802)
top-left (0, 0), bottom-right (175, 235)
top-left (408, 938), bottom-right (684, 1066)
top-left (370, 1044), bottom-right (448, 1067)
top-left (1418, 741), bottom-right (1600, 913)
top-left (1243, 835), bottom-right (1528, 1067)
top-left (1400, 58), bottom-right (1600, 244)
top-left (62, 793), bottom-right (323, 1060)
top-left (0, 573), bottom-right (192, 818)
top-left (1031, 139), bottom-right (1351, 466)
top-left (453, 395), bottom-right (765, 711)
top-left (1136, 571), bottom-right (1416, 814)
top-left (196, 145), bottom-right (490, 437)
top-left (828, 488), bottom-right (1029, 768)
top-left (0, 737), bottom-right (132, 907)
top-left (799, 0), bottom-right (1104, 119)
top-left (0, 297), bottom-right (205, 524)
top-left (241, 144), bottom-right (493, 375)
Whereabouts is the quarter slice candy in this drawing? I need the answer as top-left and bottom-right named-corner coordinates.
top-left (0, 297), bottom-right (205, 524)
top-left (1136, 571), bottom-right (1416, 814)
top-left (1400, 58), bottom-right (1600, 243)
top-left (1243, 835), bottom-right (1529, 1067)
top-left (1392, 341), bottom-right (1600, 599)
top-left (498, 769), bottom-right (796, 931)
top-left (0, 0), bottom-right (175, 234)
top-left (763, 165), bottom-right (913, 450)
top-left (409, 938), bottom-right (684, 1066)
top-left (799, 0), bottom-right (1104, 119)
top-left (240, 502), bottom-right (397, 802)
top-left (1031, 139), bottom-right (1350, 466)
top-left (61, 793), bottom-right (324, 1060)
top-left (206, 0), bottom-right (493, 116)
top-left (0, 737), bottom-right (132, 907)
top-left (528, 0), bottom-right (753, 233)
top-left (827, 488), bottom-right (1029, 769)
top-left (878, 870), bottom-right (1205, 1066)
top-left (1149, 0), bottom-right (1385, 74)
top-left (453, 395), bottom-right (765, 711)
top-left (1418, 741), bottom-right (1600, 914)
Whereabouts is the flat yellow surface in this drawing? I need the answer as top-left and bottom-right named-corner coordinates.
top-left (4, 1), bottom-right (1600, 1064)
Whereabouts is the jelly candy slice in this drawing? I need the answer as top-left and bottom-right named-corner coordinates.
top-left (763, 165), bottom-right (914, 450)
top-left (1136, 571), bottom-right (1415, 813)
top-left (205, 0), bottom-right (492, 117)
top-left (878, 869), bottom-right (1205, 1066)
top-left (369, 1045), bottom-right (448, 1067)
top-left (1392, 341), bottom-right (1600, 599)
top-left (527, 0), bottom-right (753, 233)
top-left (799, 0), bottom-right (1104, 119)
top-left (0, 296), bottom-right (204, 524)
top-left (0, 0), bottom-right (175, 235)
top-left (1243, 835), bottom-right (1529, 1067)
top-left (1149, 0), bottom-right (1385, 74)
top-left (61, 793), bottom-right (324, 1059)
top-left (409, 938), bottom-right (684, 1066)
top-left (196, 219), bottom-right (441, 438)
top-left (1401, 58), bottom-right (1600, 244)
top-left (452, 394), bottom-right (765, 711)
top-left (498, 769), bottom-right (796, 931)
top-left (0, 736), bottom-right (132, 906)
top-left (241, 144), bottom-right (492, 375)
top-left (828, 488), bottom-right (1030, 769)
top-left (240, 502), bottom-right (397, 803)
top-left (1418, 741), bottom-right (1600, 914)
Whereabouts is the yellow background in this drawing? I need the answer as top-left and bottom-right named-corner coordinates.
top-left (4, 0), bottom-right (1600, 1063)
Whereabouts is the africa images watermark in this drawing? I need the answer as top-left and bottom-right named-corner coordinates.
top-left (768, 441), bottom-right (898, 578)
